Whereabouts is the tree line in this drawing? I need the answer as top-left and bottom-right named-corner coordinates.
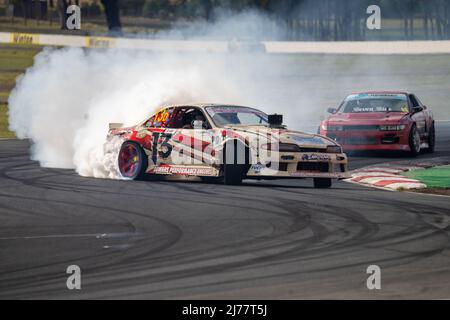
top-left (134, 0), bottom-right (450, 40)
top-left (8, 0), bottom-right (450, 40)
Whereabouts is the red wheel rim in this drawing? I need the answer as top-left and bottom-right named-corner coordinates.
top-left (119, 144), bottom-right (140, 177)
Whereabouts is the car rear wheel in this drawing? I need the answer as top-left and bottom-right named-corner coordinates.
top-left (425, 122), bottom-right (435, 153)
top-left (408, 125), bottom-right (421, 156)
top-left (223, 140), bottom-right (250, 185)
top-left (118, 141), bottom-right (148, 180)
top-left (313, 178), bottom-right (332, 188)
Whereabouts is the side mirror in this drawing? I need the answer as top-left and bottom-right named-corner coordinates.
top-left (412, 106), bottom-right (423, 113)
top-left (327, 108), bottom-right (337, 114)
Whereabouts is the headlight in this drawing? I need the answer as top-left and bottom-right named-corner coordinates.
top-left (326, 145), bottom-right (342, 153)
top-left (327, 125), bottom-right (344, 131)
top-left (320, 123), bottom-right (328, 131)
top-left (379, 125), bottom-right (406, 131)
top-left (261, 143), bottom-right (300, 152)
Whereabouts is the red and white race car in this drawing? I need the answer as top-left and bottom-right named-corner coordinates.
top-left (107, 104), bottom-right (349, 188)
top-left (319, 91), bottom-right (435, 155)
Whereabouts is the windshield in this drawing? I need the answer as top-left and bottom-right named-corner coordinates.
top-left (205, 106), bottom-right (268, 127)
top-left (340, 94), bottom-right (409, 113)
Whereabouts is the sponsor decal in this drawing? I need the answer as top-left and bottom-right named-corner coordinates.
top-left (301, 154), bottom-right (331, 161)
top-left (152, 166), bottom-right (215, 176)
top-left (251, 162), bottom-right (264, 174)
top-left (347, 93), bottom-right (407, 100)
top-left (10, 33), bottom-right (39, 45)
top-left (86, 37), bottom-right (116, 48)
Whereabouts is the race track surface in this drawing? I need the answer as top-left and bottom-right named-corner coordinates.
top-left (0, 122), bottom-right (449, 299)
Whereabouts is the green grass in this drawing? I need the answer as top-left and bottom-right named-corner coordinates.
top-left (0, 44), bottom-right (40, 103)
top-left (0, 44), bottom-right (40, 70)
top-left (403, 166), bottom-right (450, 189)
top-left (0, 104), bottom-right (14, 138)
top-left (0, 44), bottom-right (41, 137)
top-left (0, 92), bottom-right (9, 99)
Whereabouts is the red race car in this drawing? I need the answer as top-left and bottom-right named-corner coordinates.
top-left (319, 91), bottom-right (435, 155)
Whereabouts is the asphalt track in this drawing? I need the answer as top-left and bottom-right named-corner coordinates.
top-left (0, 123), bottom-right (449, 299)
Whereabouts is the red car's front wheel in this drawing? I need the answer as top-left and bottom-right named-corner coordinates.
top-left (408, 125), bottom-right (421, 156)
top-left (118, 141), bottom-right (148, 180)
top-left (426, 122), bottom-right (436, 153)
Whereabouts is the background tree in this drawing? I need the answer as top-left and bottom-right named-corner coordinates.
top-left (101, 0), bottom-right (122, 34)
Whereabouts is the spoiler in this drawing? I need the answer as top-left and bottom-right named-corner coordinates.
top-left (109, 123), bottom-right (123, 130)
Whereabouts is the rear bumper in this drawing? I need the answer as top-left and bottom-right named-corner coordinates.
top-left (320, 129), bottom-right (410, 152)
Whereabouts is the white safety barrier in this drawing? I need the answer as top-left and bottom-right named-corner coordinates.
top-left (2, 31), bottom-right (450, 54)
top-left (264, 40), bottom-right (450, 54)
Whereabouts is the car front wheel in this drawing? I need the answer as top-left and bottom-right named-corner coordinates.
top-left (408, 125), bottom-right (421, 156)
top-left (222, 140), bottom-right (250, 185)
top-left (425, 123), bottom-right (436, 153)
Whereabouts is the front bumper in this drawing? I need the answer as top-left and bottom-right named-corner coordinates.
top-left (320, 129), bottom-right (410, 151)
top-left (246, 151), bottom-right (349, 179)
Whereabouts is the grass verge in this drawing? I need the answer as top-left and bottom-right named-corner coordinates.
top-left (403, 165), bottom-right (450, 196)
top-left (0, 43), bottom-right (40, 137)
top-left (403, 166), bottom-right (450, 188)
top-left (0, 104), bottom-right (14, 138)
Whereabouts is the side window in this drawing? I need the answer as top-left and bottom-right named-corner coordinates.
top-left (409, 94), bottom-right (419, 107)
top-left (144, 108), bottom-right (174, 128)
top-left (168, 107), bottom-right (210, 129)
top-left (415, 96), bottom-right (424, 106)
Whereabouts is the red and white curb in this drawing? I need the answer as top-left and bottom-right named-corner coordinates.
top-left (345, 165), bottom-right (427, 190)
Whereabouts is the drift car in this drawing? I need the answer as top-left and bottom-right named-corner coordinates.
top-left (319, 91), bottom-right (435, 155)
top-left (107, 104), bottom-right (349, 188)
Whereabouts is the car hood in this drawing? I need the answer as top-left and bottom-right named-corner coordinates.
top-left (326, 112), bottom-right (408, 124)
top-left (225, 125), bottom-right (337, 148)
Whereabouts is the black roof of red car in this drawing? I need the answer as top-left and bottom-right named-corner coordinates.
top-left (350, 90), bottom-right (410, 95)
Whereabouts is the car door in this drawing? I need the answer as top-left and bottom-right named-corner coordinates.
top-left (171, 107), bottom-right (214, 166)
top-left (409, 94), bottom-right (427, 137)
top-left (141, 107), bottom-right (176, 169)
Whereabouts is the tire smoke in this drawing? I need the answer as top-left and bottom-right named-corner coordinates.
top-left (8, 11), bottom-right (281, 178)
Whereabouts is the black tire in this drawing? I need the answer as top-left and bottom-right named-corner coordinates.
top-left (222, 140), bottom-right (250, 186)
top-left (314, 178), bottom-right (332, 188)
top-left (408, 125), bottom-right (421, 157)
top-left (425, 122), bottom-right (436, 153)
top-left (118, 141), bottom-right (148, 180)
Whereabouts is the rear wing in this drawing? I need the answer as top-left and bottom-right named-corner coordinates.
top-left (108, 123), bottom-right (123, 130)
